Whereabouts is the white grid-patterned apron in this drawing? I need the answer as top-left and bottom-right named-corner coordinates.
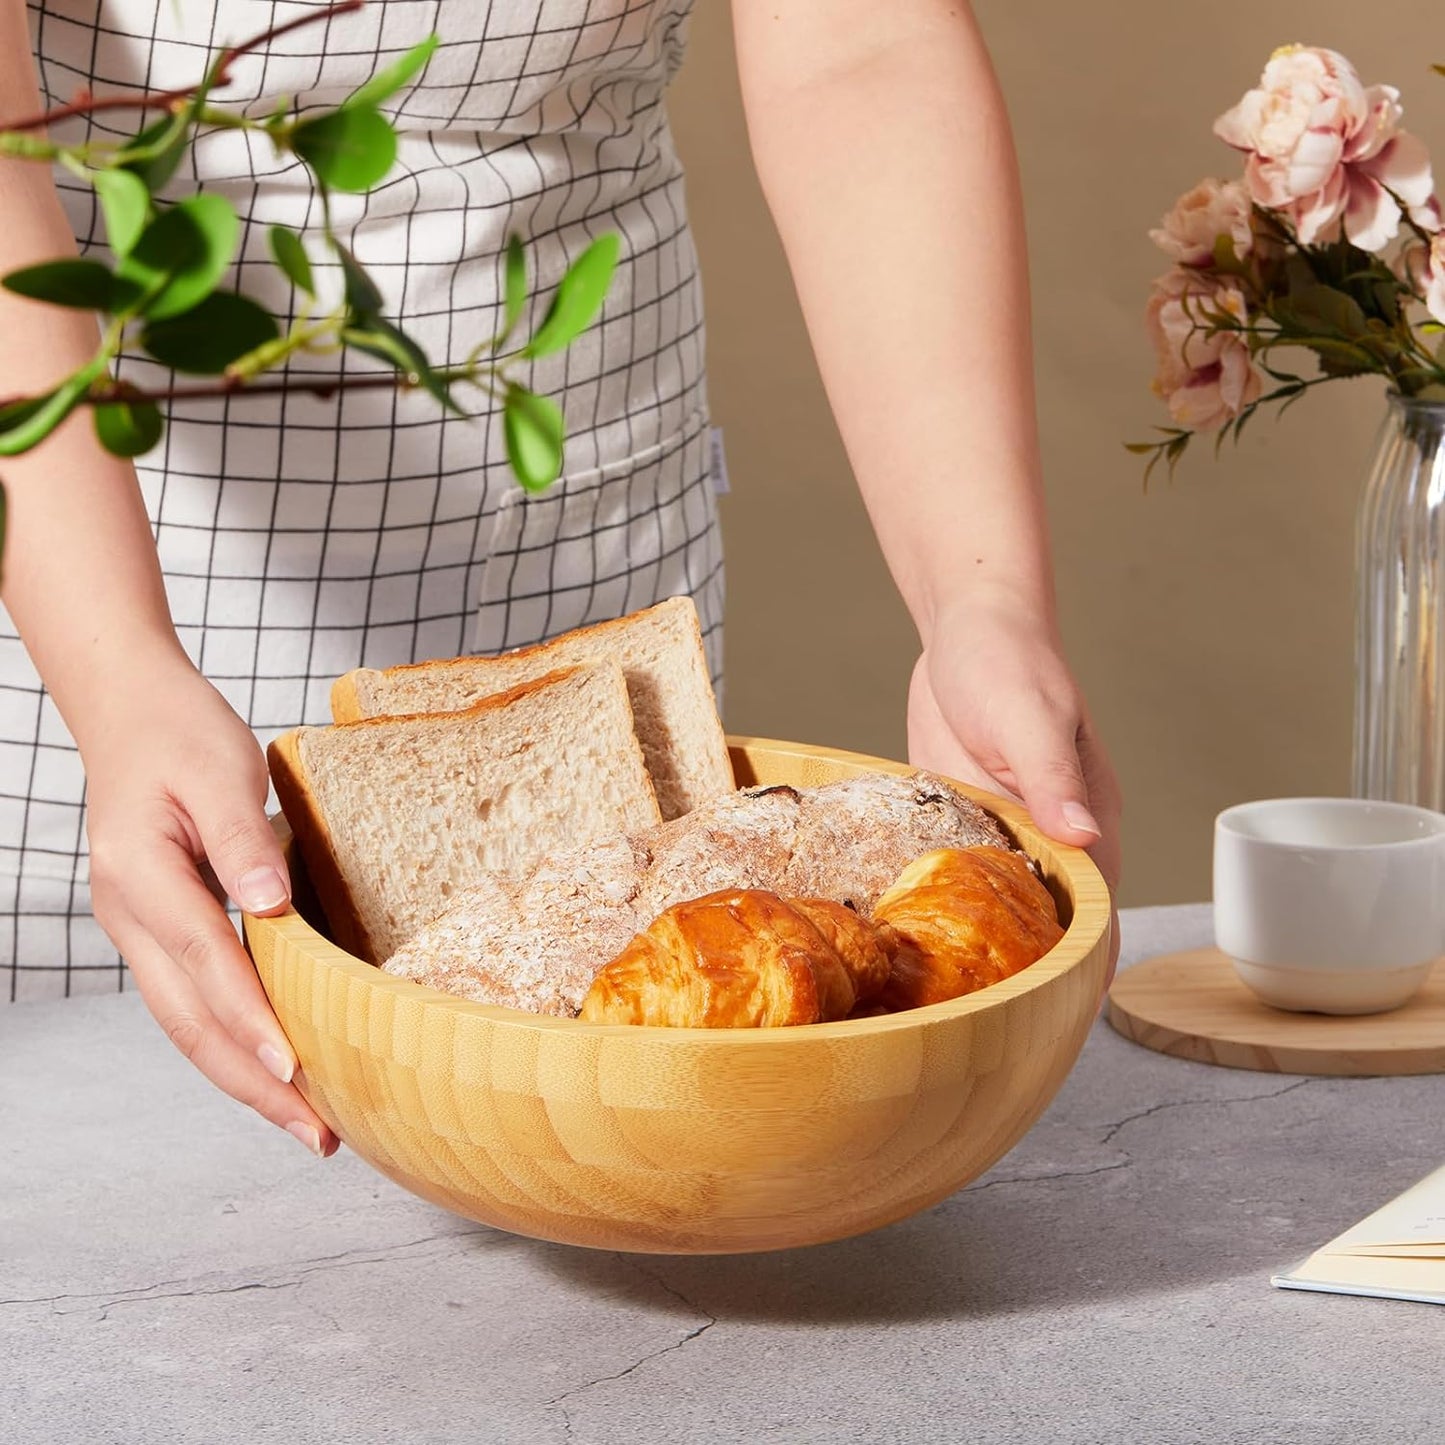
top-left (1, 0), bottom-right (724, 1000)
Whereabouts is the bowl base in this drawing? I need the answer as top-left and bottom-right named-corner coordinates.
top-left (1229, 958), bottom-right (1435, 1016)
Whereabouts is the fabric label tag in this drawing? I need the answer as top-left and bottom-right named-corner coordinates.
top-left (709, 426), bottom-right (731, 495)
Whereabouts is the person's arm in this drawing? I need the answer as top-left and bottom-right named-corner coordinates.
top-left (0, 0), bottom-right (335, 1151)
top-left (730, 0), bottom-right (1122, 908)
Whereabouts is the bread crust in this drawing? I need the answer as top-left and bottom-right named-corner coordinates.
top-left (328, 669), bottom-right (367, 725)
top-left (333, 603), bottom-right (685, 715)
top-left (328, 597), bottom-right (731, 818)
top-left (267, 727), bottom-right (378, 961)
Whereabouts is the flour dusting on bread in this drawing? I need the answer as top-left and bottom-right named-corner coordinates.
top-left (382, 771), bottom-right (1020, 1017)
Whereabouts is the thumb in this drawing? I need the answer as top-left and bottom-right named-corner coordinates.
top-left (1004, 710), bottom-right (1103, 849)
top-left (193, 790), bottom-right (292, 916)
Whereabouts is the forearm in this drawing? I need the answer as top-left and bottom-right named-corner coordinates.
top-left (0, 0), bottom-right (183, 749)
top-left (732, 0), bottom-right (1055, 642)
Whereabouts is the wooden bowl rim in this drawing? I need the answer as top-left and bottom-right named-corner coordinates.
top-left (246, 735), bottom-right (1111, 1042)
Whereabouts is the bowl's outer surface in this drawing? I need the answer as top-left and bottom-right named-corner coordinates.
top-left (245, 738), bottom-right (1111, 1253)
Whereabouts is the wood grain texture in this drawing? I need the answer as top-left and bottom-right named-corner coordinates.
top-left (1107, 947), bottom-right (1445, 1076)
top-left (244, 738), bottom-right (1112, 1254)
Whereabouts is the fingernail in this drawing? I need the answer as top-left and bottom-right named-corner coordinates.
top-left (1061, 802), bottom-right (1103, 838)
top-left (286, 1121), bottom-right (324, 1157)
top-left (258, 1041), bottom-right (295, 1085)
top-left (236, 866), bottom-right (289, 913)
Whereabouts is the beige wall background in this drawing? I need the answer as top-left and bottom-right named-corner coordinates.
top-left (667, 1), bottom-right (1445, 906)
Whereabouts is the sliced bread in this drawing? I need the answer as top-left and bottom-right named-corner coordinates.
top-left (268, 663), bottom-right (663, 963)
top-left (329, 596), bottom-right (731, 820)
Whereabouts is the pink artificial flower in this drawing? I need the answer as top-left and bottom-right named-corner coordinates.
top-left (1150, 178), bottom-right (1257, 266)
top-left (1146, 268), bottom-right (1265, 431)
top-left (1214, 45), bottom-right (1440, 251)
top-left (1401, 235), bottom-right (1445, 326)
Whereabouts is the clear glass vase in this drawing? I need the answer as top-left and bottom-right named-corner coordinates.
top-left (1353, 393), bottom-right (1445, 810)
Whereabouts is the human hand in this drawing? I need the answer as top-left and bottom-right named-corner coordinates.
top-left (906, 599), bottom-right (1122, 979)
top-left (79, 649), bottom-right (338, 1156)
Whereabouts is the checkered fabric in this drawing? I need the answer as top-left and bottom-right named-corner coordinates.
top-left (2, 0), bottom-right (724, 999)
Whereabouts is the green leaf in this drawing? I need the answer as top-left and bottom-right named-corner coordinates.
top-left (1270, 285), bottom-right (1372, 348)
top-left (502, 384), bottom-right (564, 492)
top-left (339, 319), bottom-right (422, 373)
top-left (117, 194), bottom-right (240, 321)
top-left (140, 292), bottom-right (280, 374)
top-left (1, 258), bottom-right (139, 313)
top-left (1308, 337), bottom-right (1376, 377)
top-left (1371, 279), bottom-right (1404, 327)
top-left (334, 242), bottom-right (384, 319)
top-left (0, 393), bottom-right (54, 436)
top-left (118, 113), bottom-right (191, 192)
top-left (521, 234), bottom-right (620, 359)
top-left (268, 226), bottom-right (314, 297)
top-left (117, 49), bottom-right (222, 192)
top-left (93, 399), bottom-right (164, 458)
top-left (332, 243), bottom-right (457, 412)
top-left (340, 317), bottom-right (458, 412)
top-left (0, 354), bottom-right (108, 458)
top-left (1300, 286), bottom-right (1369, 337)
top-left (342, 34), bottom-right (439, 112)
top-left (91, 169), bottom-right (151, 257)
top-left (498, 233), bottom-right (526, 349)
top-left (291, 107), bottom-right (398, 193)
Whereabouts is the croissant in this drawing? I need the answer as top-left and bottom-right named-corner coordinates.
top-left (870, 846), bottom-right (1064, 1011)
top-left (578, 889), bottom-right (892, 1027)
top-left (579, 846), bottom-right (1064, 1029)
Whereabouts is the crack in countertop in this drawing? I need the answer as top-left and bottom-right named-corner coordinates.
top-left (0, 1228), bottom-right (500, 1318)
top-left (1096, 1077), bottom-right (1318, 1145)
top-left (543, 1254), bottom-right (719, 1440)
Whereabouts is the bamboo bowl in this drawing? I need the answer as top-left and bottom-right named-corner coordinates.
top-left (244, 738), bottom-right (1111, 1254)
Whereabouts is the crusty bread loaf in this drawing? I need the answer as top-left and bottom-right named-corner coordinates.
top-left (381, 771), bottom-right (1016, 1015)
top-left (268, 663), bottom-right (662, 963)
top-left (378, 832), bottom-right (656, 1016)
top-left (632, 775), bottom-right (1014, 919)
top-left (330, 596), bottom-right (731, 821)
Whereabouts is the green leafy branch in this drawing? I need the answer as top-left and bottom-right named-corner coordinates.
top-left (0, 0), bottom-right (620, 539)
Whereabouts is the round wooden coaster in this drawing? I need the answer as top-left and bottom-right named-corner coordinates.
top-left (1106, 947), bottom-right (1445, 1076)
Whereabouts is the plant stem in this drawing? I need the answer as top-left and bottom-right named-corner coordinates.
top-left (192, 106), bottom-right (280, 135)
top-left (0, 0), bottom-right (365, 132)
top-left (0, 359), bottom-right (494, 412)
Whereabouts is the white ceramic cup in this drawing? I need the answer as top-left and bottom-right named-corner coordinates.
top-left (1214, 797), bottom-right (1445, 1014)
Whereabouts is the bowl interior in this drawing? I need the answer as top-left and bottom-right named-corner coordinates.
top-left (271, 737), bottom-right (1100, 1037)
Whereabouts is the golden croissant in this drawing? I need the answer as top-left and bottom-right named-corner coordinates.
top-left (579, 845), bottom-right (1063, 1028)
top-left (870, 846), bottom-right (1064, 1011)
top-left (578, 889), bottom-right (892, 1027)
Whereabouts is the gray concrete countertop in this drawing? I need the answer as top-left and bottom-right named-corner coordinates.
top-left (4, 903), bottom-right (1444, 1445)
